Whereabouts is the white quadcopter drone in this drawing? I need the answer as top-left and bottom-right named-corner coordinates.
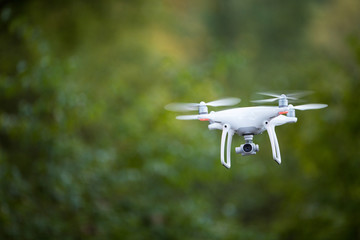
top-left (165, 92), bottom-right (327, 169)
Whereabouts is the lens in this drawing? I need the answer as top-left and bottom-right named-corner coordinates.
top-left (243, 143), bottom-right (252, 153)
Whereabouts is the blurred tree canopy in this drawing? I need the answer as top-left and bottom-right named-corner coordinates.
top-left (0, 0), bottom-right (360, 239)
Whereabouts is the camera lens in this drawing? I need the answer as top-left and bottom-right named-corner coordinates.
top-left (243, 143), bottom-right (252, 153)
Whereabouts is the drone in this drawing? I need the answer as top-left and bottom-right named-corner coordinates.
top-left (165, 92), bottom-right (327, 169)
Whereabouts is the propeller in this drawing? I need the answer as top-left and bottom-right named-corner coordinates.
top-left (292, 104), bottom-right (328, 110)
top-left (252, 91), bottom-right (312, 103)
top-left (165, 98), bottom-right (240, 112)
top-left (286, 103), bottom-right (327, 117)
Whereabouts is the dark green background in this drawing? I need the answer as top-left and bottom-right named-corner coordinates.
top-left (1, 0), bottom-right (359, 239)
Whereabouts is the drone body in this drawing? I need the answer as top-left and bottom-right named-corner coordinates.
top-left (166, 93), bottom-right (327, 169)
top-left (196, 106), bottom-right (287, 135)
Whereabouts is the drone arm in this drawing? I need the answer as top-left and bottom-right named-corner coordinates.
top-left (220, 124), bottom-right (234, 169)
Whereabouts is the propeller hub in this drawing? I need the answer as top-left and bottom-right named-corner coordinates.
top-left (287, 104), bottom-right (295, 117)
top-left (279, 95), bottom-right (288, 108)
top-left (198, 101), bottom-right (208, 115)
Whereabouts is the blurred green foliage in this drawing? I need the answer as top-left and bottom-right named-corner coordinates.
top-left (0, 0), bottom-right (360, 239)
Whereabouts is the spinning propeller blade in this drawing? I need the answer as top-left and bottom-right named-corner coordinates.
top-left (165, 98), bottom-right (240, 112)
top-left (252, 97), bottom-right (280, 103)
top-left (286, 91), bottom-right (313, 99)
top-left (252, 91), bottom-right (312, 103)
top-left (206, 98), bottom-right (241, 107)
top-left (258, 92), bottom-right (281, 98)
top-left (293, 104), bottom-right (328, 110)
top-left (165, 103), bottom-right (199, 112)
